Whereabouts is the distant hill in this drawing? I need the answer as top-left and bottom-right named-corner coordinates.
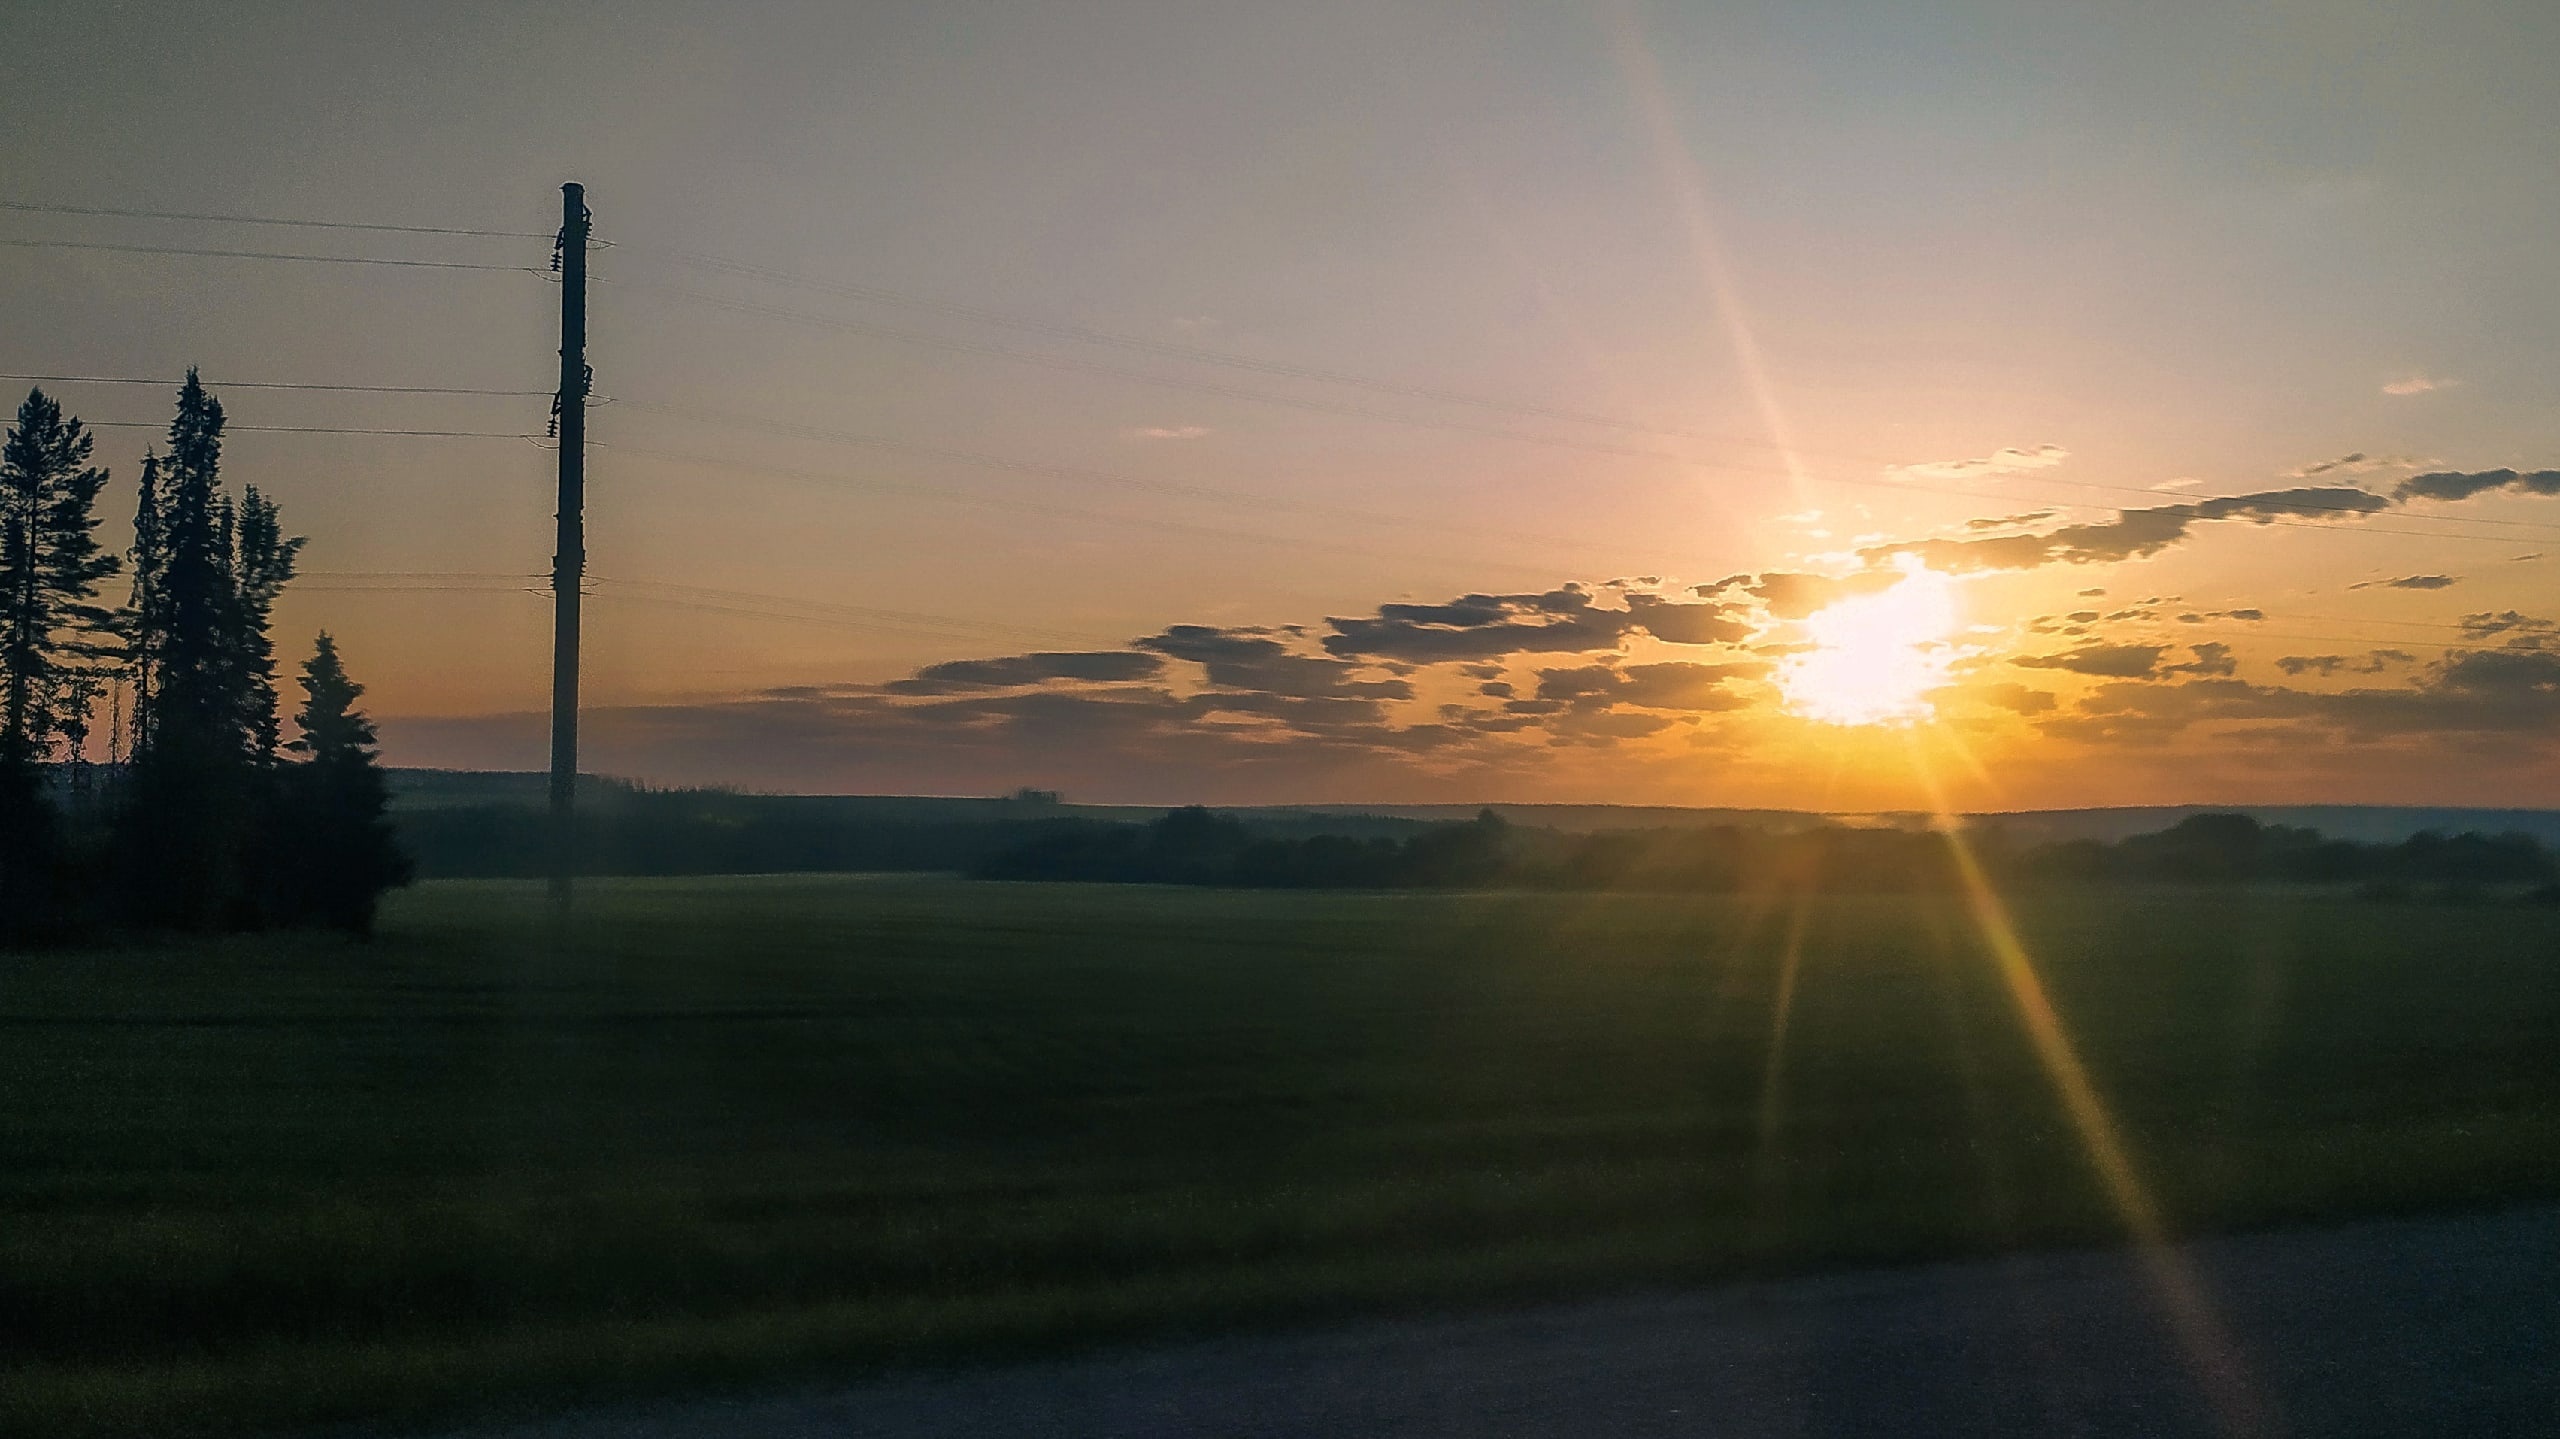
top-left (383, 771), bottom-right (2560, 878)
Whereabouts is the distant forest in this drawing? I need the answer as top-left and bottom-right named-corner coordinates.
top-left (975, 808), bottom-right (2558, 897)
top-left (391, 780), bottom-right (2560, 900)
top-left (1, 378), bottom-right (408, 943)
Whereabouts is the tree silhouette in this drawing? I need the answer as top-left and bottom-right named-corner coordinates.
top-left (141, 369), bottom-right (240, 751)
top-left (119, 371), bottom-right (301, 927)
top-left (0, 388), bottom-right (119, 772)
top-left (0, 389), bottom-right (118, 941)
top-left (231, 487), bottom-right (301, 761)
top-left (274, 633), bottom-right (410, 934)
top-left (124, 451), bottom-right (165, 754)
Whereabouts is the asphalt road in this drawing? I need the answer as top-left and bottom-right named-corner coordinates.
top-left (429, 1206), bottom-right (2559, 1438)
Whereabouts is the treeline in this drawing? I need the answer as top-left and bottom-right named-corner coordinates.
top-left (394, 787), bottom-right (1038, 878)
top-left (975, 808), bottom-right (2560, 896)
top-left (1, 377), bottom-right (409, 944)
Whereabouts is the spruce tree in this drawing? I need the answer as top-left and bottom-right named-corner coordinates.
top-left (124, 452), bottom-right (165, 755)
top-left (0, 390), bottom-right (118, 942)
top-left (277, 633), bottom-right (409, 934)
top-left (144, 370), bottom-right (238, 749)
top-left (231, 486), bottom-right (302, 761)
top-left (0, 389), bottom-right (119, 771)
top-left (119, 371), bottom-right (300, 927)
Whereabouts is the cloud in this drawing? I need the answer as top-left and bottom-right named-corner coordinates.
top-left (1703, 569), bottom-right (1901, 621)
top-left (886, 651), bottom-right (1164, 694)
top-left (1966, 509), bottom-right (2057, 531)
top-left (2162, 642), bottom-right (2237, 677)
top-left (1127, 425), bottom-right (1211, 440)
top-left (1866, 486), bottom-right (2393, 573)
top-left (2348, 574), bottom-right (2459, 591)
top-left (2036, 639), bottom-right (2560, 747)
top-left (2289, 452), bottom-right (2418, 479)
top-left (1886, 444), bottom-right (2068, 482)
top-left (381, 434), bottom-right (2560, 797)
top-left (2393, 469), bottom-right (2560, 503)
top-left (1529, 660), bottom-right (1768, 713)
top-left (2382, 373), bottom-right (2456, 397)
top-left (1622, 592), bottom-right (1756, 644)
top-left (2460, 611), bottom-right (2557, 642)
top-left (1322, 587), bottom-right (1627, 662)
top-left (1137, 624), bottom-right (1410, 700)
top-left (2013, 643), bottom-right (2166, 678)
top-left (2277, 650), bottom-right (2415, 677)
top-left (1979, 683), bottom-right (2058, 715)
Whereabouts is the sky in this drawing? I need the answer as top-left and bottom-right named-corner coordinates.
top-left (3, 0), bottom-right (2557, 810)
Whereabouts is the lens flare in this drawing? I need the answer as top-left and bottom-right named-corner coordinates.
top-left (1901, 736), bottom-right (2270, 1436)
top-left (1776, 566), bottom-right (1958, 726)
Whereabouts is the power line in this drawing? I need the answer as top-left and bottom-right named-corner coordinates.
top-left (617, 398), bottom-right (1638, 563)
top-left (0, 237), bottom-right (540, 272)
top-left (12, 201), bottom-right (2550, 536)
top-left (588, 576), bottom-right (1120, 648)
top-left (0, 198), bottom-right (547, 239)
top-left (0, 372), bottom-right (548, 397)
top-left (612, 404), bottom-right (2559, 564)
top-left (606, 280), bottom-right (2560, 543)
top-left (595, 440), bottom-right (1585, 582)
top-left (299, 570), bottom-right (542, 582)
top-left (82, 420), bottom-right (539, 437)
top-left (603, 274), bottom-right (1818, 483)
top-left (627, 243), bottom-right (1870, 459)
top-left (292, 583), bottom-right (547, 594)
top-left (623, 245), bottom-right (2560, 537)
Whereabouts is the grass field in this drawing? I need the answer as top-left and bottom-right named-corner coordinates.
top-left (4, 876), bottom-right (2558, 1436)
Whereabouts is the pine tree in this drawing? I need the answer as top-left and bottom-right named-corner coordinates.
top-left (0, 389), bottom-right (117, 942)
top-left (143, 370), bottom-right (238, 750)
top-left (0, 389), bottom-right (120, 771)
top-left (124, 452), bottom-right (165, 755)
top-left (276, 633), bottom-right (409, 935)
top-left (118, 371), bottom-right (300, 927)
top-left (232, 486), bottom-right (302, 761)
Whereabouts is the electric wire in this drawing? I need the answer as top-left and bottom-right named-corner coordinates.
top-left (617, 249), bottom-right (2560, 537)
top-left (0, 237), bottom-right (542, 272)
top-left (610, 397), bottom-right (2560, 554)
top-left (594, 439), bottom-right (1590, 582)
top-left (0, 198), bottom-right (547, 238)
top-left (0, 372), bottom-right (547, 397)
top-left (82, 420), bottom-right (541, 438)
top-left (606, 282), bottom-right (2560, 543)
top-left (615, 399), bottom-right (1638, 563)
top-left (586, 576), bottom-right (1120, 648)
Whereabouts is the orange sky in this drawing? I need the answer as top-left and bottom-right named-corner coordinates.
top-left (7, 0), bottom-right (2557, 807)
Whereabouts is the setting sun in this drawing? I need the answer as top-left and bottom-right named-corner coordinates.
top-left (1776, 566), bottom-right (1960, 726)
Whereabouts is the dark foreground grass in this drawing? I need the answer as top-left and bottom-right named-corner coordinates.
top-left (3, 877), bottom-right (2557, 1435)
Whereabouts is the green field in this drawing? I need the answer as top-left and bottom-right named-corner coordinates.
top-left (5, 876), bottom-right (2558, 1436)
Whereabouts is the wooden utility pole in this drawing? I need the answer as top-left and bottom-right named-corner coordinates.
top-left (549, 182), bottom-right (590, 902)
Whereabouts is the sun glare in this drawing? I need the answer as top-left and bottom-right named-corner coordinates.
top-left (1776, 566), bottom-right (1959, 726)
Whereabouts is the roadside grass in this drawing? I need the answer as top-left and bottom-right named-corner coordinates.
top-left (2, 876), bottom-right (2555, 1435)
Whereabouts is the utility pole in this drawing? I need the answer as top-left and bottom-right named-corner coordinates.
top-left (549, 182), bottom-right (590, 903)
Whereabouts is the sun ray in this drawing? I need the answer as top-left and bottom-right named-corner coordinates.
top-left (1601, 0), bottom-right (1815, 507)
top-left (1751, 882), bottom-right (1815, 1227)
top-left (1903, 734), bottom-right (2273, 1437)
